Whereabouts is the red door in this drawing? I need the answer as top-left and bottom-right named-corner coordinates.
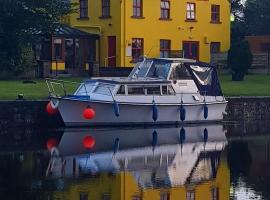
top-left (183, 41), bottom-right (199, 60)
top-left (108, 36), bottom-right (116, 67)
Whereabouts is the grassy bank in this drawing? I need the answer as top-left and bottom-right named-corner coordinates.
top-left (0, 75), bottom-right (270, 100)
top-left (220, 74), bottom-right (270, 97)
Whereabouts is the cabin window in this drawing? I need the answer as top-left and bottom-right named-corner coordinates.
top-left (125, 85), bottom-right (164, 95)
top-left (137, 59), bottom-right (153, 77)
top-left (117, 85), bottom-right (126, 95)
top-left (162, 85), bottom-right (175, 95)
top-left (76, 84), bottom-right (95, 95)
top-left (93, 83), bottom-right (115, 96)
top-left (169, 63), bottom-right (192, 80)
top-left (147, 62), bottom-right (171, 79)
top-left (146, 86), bottom-right (161, 95)
top-left (127, 86), bottom-right (145, 95)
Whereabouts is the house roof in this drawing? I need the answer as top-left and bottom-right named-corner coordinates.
top-left (53, 24), bottom-right (99, 39)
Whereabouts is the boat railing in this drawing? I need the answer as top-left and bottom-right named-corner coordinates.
top-left (45, 78), bottom-right (83, 98)
top-left (45, 78), bottom-right (116, 100)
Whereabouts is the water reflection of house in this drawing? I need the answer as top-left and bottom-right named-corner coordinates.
top-left (49, 149), bottom-right (229, 200)
top-left (47, 135), bottom-right (229, 200)
top-left (35, 25), bottom-right (100, 77)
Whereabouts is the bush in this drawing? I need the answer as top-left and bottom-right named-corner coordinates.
top-left (227, 40), bottom-right (253, 81)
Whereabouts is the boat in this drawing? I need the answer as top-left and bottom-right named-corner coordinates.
top-left (46, 57), bottom-right (227, 127)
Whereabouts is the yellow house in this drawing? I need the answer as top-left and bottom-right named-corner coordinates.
top-left (69, 0), bottom-right (231, 67)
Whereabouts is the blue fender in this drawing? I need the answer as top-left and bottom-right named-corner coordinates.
top-left (180, 105), bottom-right (186, 121)
top-left (152, 103), bottom-right (158, 122)
top-left (203, 128), bottom-right (208, 143)
top-left (113, 138), bottom-right (120, 154)
top-left (113, 101), bottom-right (120, 117)
top-left (204, 105), bottom-right (208, 119)
top-left (180, 127), bottom-right (186, 144)
top-left (152, 130), bottom-right (158, 148)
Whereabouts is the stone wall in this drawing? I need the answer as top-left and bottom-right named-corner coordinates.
top-left (0, 100), bottom-right (63, 129)
top-left (224, 97), bottom-right (270, 121)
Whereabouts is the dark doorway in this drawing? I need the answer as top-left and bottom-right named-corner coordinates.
top-left (108, 36), bottom-right (116, 67)
top-left (65, 39), bottom-right (75, 69)
top-left (183, 41), bottom-right (199, 60)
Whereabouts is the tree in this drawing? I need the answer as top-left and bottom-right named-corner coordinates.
top-left (231, 0), bottom-right (244, 21)
top-left (227, 40), bottom-right (253, 81)
top-left (244, 0), bottom-right (270, 35)
top-left (0, 0), bottom-right (76, 77)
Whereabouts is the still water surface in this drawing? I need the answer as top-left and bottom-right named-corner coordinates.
top-left (0, 124), bottom-right (269, 200)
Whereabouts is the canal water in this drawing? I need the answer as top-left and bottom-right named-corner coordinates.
top-left (0, 123), bottom-right (269, 200)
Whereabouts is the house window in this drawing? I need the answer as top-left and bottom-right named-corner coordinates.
top-left (211, 5), bottom-right (220, 23)
top-left (211, 187), bottom-right (219, 200)
top-left (79, 193), bottom-right (88, 200)
top-left (132, 195), bottom-right (142, 200)
top-left (133, 0), bottom-right (143, 17)
top-left (186, 3), bottom-right (196, 20)
top-left (160, 0), bottom-right (170, 19)
top-left (160, 193), bottom-right (170, 200)
top-left (210, 42), bottom-right (221, 53)
top-left (183, 41), bottom-right (199, 60)
top-left (186, 191), bottom-right (195, 200)
top-left (102, 0), bottom-right (110, 17)
top-left (102, 193), bottom-right (111, 200)
top-left (132, 38), bottom-right (144, 62)
top-left (79, 0), bottom-right (88, 18)
top-left (160, 40), bottom-right (171, 58)
top-left (261, 43), bottom-right (270, 52)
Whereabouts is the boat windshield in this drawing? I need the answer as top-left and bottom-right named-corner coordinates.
top-left (129, 59), bottom-right (153, 78)
top-left (146, 60), bottom-right (171, 79)
top-left (129, 59), bottom-right (172, 79)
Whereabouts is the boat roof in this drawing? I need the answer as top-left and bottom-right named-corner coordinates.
top-left (84, 77), bottom-right (171, 85)
top-left (152, 57), bottom-right (197, 63)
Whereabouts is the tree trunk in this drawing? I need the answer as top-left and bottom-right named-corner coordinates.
top-left (232, 73), bottom-right (245, 81)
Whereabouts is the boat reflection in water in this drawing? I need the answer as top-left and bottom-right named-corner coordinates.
top-left (47, 124), bottom-right (229, 200)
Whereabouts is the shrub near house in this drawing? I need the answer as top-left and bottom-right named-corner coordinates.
top-left (227, 40), bottom-right (253, 81)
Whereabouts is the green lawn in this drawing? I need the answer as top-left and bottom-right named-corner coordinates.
top-left (0, 78), bottom-right (83, 100)
top-left (220, 74), bottom-right (270, 97)
top-left (0, 75), bottom-right (270, 100)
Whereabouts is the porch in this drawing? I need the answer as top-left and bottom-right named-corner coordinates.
top-left (35, 25), bottom-right (100, 77)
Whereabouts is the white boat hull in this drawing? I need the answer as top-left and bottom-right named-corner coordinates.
top-left (56, 98), bottom-right (227, 127)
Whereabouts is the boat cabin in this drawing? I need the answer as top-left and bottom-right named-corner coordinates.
top-left (73, 58), bottom-right (223, 99)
